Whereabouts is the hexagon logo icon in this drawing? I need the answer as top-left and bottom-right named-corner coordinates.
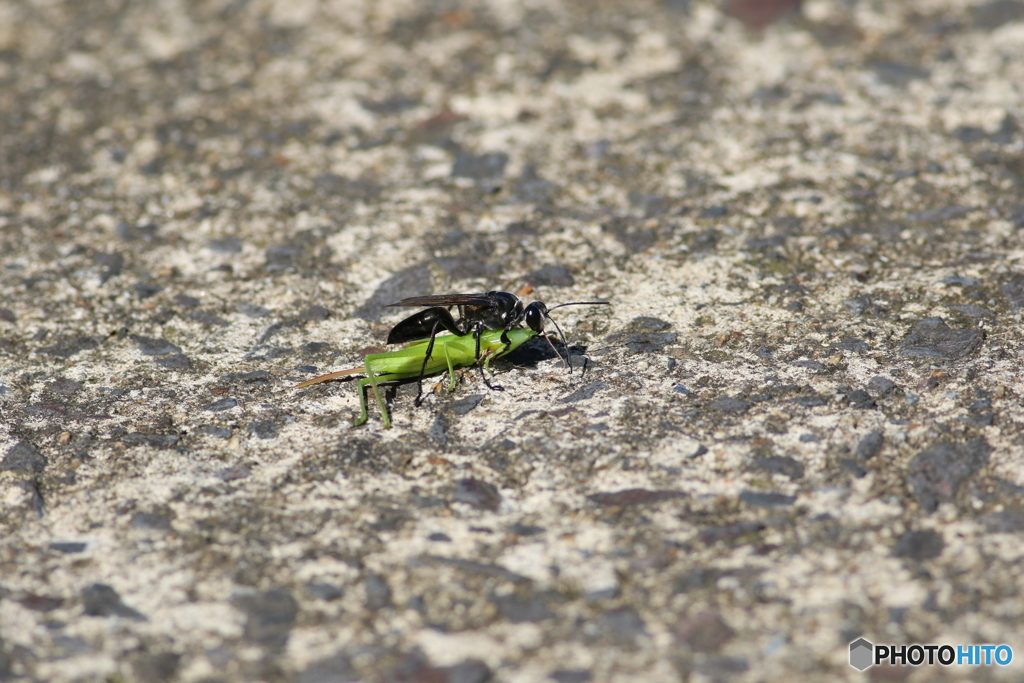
top-left (849, 638), bottom-right (874, 671)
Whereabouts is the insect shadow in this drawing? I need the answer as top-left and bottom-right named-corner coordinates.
top-left (503, 338), bottom-right (593, 373)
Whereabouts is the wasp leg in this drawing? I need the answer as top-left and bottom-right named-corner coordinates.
top-left (499, 328), bottom-right (513, 355)
top-left (414, 318), bottom-right (447, 407)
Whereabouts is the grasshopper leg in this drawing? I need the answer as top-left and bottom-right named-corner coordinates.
top-left (355, 358), bottom-right (391, 428)
top-left (444, 341), bottom-right (458, 392)
top-left (354, 378), bottom-right (371, 426)
top-left (369, 370), bottom-right (391, 429)
top-left (482, 346), bottom-right (502, 374)
top-left (479, 330), bottom-right (513, 392)
top-left (474, 326), bottom-right (504, 392)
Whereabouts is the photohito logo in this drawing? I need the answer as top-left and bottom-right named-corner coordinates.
top-left (849, 638), bottom-right (1013, 670)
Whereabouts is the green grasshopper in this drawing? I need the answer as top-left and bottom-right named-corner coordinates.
top-left (295, 327), bottom-right (537, 428)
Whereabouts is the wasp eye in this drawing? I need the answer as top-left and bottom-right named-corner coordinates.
top-left (524, 307), bottom-right (544, 332)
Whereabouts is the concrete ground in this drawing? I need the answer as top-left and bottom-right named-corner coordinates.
top-left (3, 0), bottom-right (1024, 681)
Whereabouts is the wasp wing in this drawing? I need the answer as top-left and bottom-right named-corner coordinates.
top-left (385, 293), bottom-right (497, 308)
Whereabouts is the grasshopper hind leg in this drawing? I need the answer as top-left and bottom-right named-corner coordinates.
top-left (356, 369), bottom-right (392, 428)
top-left (353, 378), bottom-right (372, 426)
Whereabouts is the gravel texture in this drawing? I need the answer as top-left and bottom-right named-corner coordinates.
top-left (3, 1), bottom-right (1024, 681)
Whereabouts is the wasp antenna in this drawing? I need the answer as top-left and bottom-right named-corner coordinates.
top-left (540, 301), bottom-right (608, 373)
top-left (545, 300), bottom-right (611, 314)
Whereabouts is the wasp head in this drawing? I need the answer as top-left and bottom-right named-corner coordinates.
top-left (523, 301), bottom-right (548, 333)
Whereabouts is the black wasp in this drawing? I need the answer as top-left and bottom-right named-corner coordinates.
top-left (385, 290), bottom-right (609, 403)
